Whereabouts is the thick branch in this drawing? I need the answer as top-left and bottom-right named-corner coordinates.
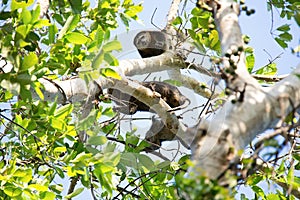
top-left (190, 0), bottom-right (300, 180)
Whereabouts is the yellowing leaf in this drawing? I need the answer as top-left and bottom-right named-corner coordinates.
top-left (54, 146), bottom-right (67, 153)
top-left (4, 186), bottom-right (22, 197)
top-left (34, 19), bottom-right (51, 28)
top-left (28, 184), bottom-right (48, 192)
top-left (22, 9), bottom-right (32, 25)
top-left (11, 0), bottom-right (34, 11)
top-left (65, 32), bottom-right (89, 44)
top-left (50, 117), bottom-right (66, 131)
top-left (33, 81), bottom-right (44, 100)
top-left (16, 25), bottom-right (29, 39)
top-left (100, 68), bottom-right (121, 80)
top-left (21, 52), bottom-right (38, 71)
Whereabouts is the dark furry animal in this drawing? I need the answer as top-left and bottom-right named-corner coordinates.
top-left (108, 81), bottom-right (190, 115)
top-left (133, 31), bottom-right (167, 58)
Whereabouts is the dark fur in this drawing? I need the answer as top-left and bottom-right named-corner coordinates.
top-left (108, 81), bottom-right (190, 115)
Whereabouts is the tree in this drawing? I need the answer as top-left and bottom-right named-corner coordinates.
top-left (0, 0), bottom-right (299, 199)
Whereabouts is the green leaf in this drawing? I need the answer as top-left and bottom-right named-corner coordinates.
top-left (57, 15), bottom-right (80, 39)
top-left (120, 153), bottom-right (138, 168)
top-left (164, 79), bottom-right (183, 87)
top-left (65, 187), bottom-right (84, 199)
top-left (4, 186), bottom-right (22, 197)
top-left (104, 52), bottom-right (119, 66)
top-left (251, 185), bottom-right (265, 198)
top-left (172, 16), bottom-right (183, 25)
top-left (255, 63), bottom-right (277, 75)
top-left (49, 25), bottom-right (58, 44)
top-left (92, 51), bottom-right (104, 69)
top-left (209, 30), bottom-right (220, 49)
top-left (294, 12), bottom-right (300, 26)
top-left (70, 152), bottom-right (92, 163)
top-left (11, 0), bottom-right (34, 11)
top-left (95, 27), bottom-right (104, 47)
top-left (34, 19), bottom-right (52, 28)
top-left (247, 174), bottom-right (263, 185)
top-left (16, 24), bottom-right (30, 39)
top-left (246, 54), bottom-right (255, 73)
top-left (50, 117), bottom-right (66, 131)
top-left (32, 81), bottom-right (44, 100)
top-left (70, 0), bottom-right (82, 14)
top-left (65, 32), bottom-right (89, 44)
top-left (100, 68), bottom-right (121, 80)
top-left (87, 136), bottom-right (108, 145)
top-left (276, 24), bottom-right (290, 32)
top-left (40, 191), bottom-right (56, 200)
top-left (54, 104), bottom-right (73, 119)
top-left (138, 154), bottom-right (155, 170)
top-left (278, 32), bottom-right (292, 42)
top-left (102, 107), bottom-right (115, 117)
top-left (125, 4), bottom-right (143, 17)
top-left (31, 5), bottom-right (40, 23)
top-left (17, 73), bottom-right (36, 85)
top-left (22, 9), bottom-right (32, 25)
top-left (54, 146), bottom-right (67, 154)
top-left (28, 184), bottom-right (48, 192)
top-left (21, 52), bottom-right (38, 71)
top-left (49, 184), bottom-right (64, 194)
top-left (103, 40), bottom-right (122, 52)
top-left (275, 37), bottom-right (288, 48)
top-left (266, 194), bottom-right (280, 200)
top-left (77, 109), bottom-right (100, 131)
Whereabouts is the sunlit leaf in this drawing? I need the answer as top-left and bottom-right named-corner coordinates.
top-left (100, 68), bottom-right (121, 80)
top-left (246, 54), bottom-right (255, 73)
top-left (57, 15), bottom-right (80, 39)
top-left (4, 186), bottom-right (22, 197)
top-left (50, 117), bottom-right (66, 131)
top-left (11, 0), bottom-right (34, 11)
top-left (255, 63), bottom-right (277, 75)
top-left (21, 52), bottom-right (38, 71)
top-left (22, 9), bottom-right (32, 25)
top-left (65, 32), bottom-right (89, 44)
top-left (54, 104), bottom-right (73, 119)
top-left (103, 40), bottom-right (122, 52)
top-left (16, 24), bottom-right (30, 39)
top-left (34, 19), bottom-right (52, 28)
top-left (28, 184), bottom-right (48, 192)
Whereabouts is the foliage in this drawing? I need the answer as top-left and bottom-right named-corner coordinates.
top-left (0, 0), bottom-right (299, 199)
top-left (267, 0), bottom-right (300, 48)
